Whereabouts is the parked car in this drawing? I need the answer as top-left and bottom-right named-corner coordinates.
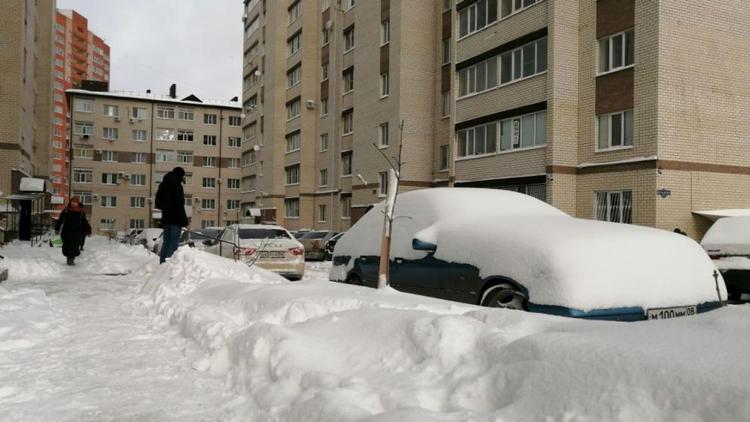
top-left (330, 188), bottom-right (726, 321)
top-left (203, 224), bottom-right (304, 280)
top-left (291, 229), bottom-right (311, 239)
top-left (115, 231), bottom-right (128, 243)
top-left (134, 228), bottom-right (163, 252)
top-left (152, 228), bottom-right (194, 255)
top-left (325, 232), bottom-right (345, 260)
top-left (298, 231), bottom-right (339, 261)
top-left (190, 227), bottom-right (224, 251)
top-left (126, 228), bottom-right (144, 245)
top-left (701, 216), bottom-right (750, 301)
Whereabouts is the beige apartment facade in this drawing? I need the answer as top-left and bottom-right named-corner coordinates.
top-left (0, 0), bottom-right (55, 198)
top-left (242, 0), bottom-right (750, 239)
top-left (67, 88), bottom-right (244, 234)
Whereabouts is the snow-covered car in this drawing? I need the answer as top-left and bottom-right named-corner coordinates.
top-left (125, 228), bottom-right (144, 245)
top-left (298, 231), bottom-right (339, 261)
top-left (324, 232), bottom-right (345, 260)
top-left (134, 228), bottom-right (163, 252)
top-left (701, 216), bottom-right (750, 301)
top-left (203, 224), bottom-right (304, 280)
top-left (330, 188), bottom-right (726, 321)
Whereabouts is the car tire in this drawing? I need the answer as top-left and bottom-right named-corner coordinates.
top-left (481, 283), bottom-right (527, 310)
top-left (346, 273), bottom-right (362, 285)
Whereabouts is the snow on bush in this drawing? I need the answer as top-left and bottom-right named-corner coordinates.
top-left (141, 247), bottom-right (750, 421)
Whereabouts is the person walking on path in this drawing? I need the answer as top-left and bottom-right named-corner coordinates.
top-left (54, 196), bottom-right (91, 266)
top-left (155, 166), bottom-right (189, 264)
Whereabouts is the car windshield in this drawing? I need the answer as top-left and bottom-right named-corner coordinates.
top-left (238, 229), bottom-right (291, 240)
top-left (301, 231), bottom-right (329, 239)
top-left (293, 231), bottom-right (309, 239)
top-left (192, 229), bottom-right (220, 239)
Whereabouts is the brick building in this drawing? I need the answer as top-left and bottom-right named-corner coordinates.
top-left (66, 87), bottom-right (244, 234)
top-left (51, 10), bottom-right (110, 215)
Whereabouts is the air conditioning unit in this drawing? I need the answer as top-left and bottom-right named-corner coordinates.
top-left (193, 197), bottom-right (200, 203)
top-left (305, 100), bottom-right (316, 109)
top-left (92, 194), bottom-right (99, 200)
top-left (242, 13), bottom-right (248, 21)
top-left (82, 134), bottom-right (89, 139)
top-left (129, 118), bottom-right (136, 123)
top-left (118, 172), bottom-right (130, 180)
top-left (241, 113), bottom-right (247, 119)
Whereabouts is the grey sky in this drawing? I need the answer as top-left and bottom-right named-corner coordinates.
top-left (57, 0), bottom-right (243, 102)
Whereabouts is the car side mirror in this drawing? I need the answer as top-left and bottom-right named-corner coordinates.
top-left (412, 238), bottom-right (437, 252)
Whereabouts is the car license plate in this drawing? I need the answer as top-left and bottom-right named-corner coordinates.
top-left (647, 305), bottom-right (697, 320)
top-left (258, 251), bottom-right (285, 259)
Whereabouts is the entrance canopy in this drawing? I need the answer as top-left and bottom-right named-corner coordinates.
top-left (692, 209), bottom-right (750, 221)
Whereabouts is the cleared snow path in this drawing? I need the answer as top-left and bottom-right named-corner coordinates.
top-left (0, 238), bottom-right (244, 421)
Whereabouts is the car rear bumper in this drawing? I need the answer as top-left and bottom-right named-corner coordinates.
top-left (719, 269), bottom-right (750, 293)
top-left (244, 259), bottom-right (305, 280)
top-left (304, 250), bottom-right (327, 260)
top-left (527, 301), bottom-right (724, 321)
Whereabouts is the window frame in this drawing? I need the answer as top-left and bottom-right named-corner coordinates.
top-left (596, 109), bottom-right (634, 151)
top-left (597, 29), bottom-right (635, 75)
top-left (594, 190), bottom-right (633, 224)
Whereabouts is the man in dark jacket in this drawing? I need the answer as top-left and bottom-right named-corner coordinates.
top-left (54, 196), bottom-right (91, 265)
top-left (156, 166), bottom-right (189, 263)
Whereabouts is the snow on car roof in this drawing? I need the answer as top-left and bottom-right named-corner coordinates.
top-left (701, 216), bottom-right (750, 254)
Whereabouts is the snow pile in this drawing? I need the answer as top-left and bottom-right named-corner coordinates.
top-left (0, 242), bottom-right (63, 281)
top-left (142, 249), bottom-right (750, 421)
top-left (76, 237), bottom-right (155, 275)
top-left (0, 284), bottom-right (63, 357)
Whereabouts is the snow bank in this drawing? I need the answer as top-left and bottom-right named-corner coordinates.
top-left (0, 285), bottom-right (63, 354)
top-left (141, 248), bottom-right (750, 421)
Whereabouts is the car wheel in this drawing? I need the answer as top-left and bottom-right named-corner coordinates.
top-left (481, 283), bottom-right (527, 310)
top-left (346, 273), bottom-right (362, 285)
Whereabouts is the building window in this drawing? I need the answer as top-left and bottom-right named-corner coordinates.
top-left (227, 178), bottom-right (241, 189)
top-left (243, 175), bottom-right (257, 191)
top-left (499, 36), bottom-right (547, 85)
top-left (341, 197), bottom-right (351, 218)
top-left (75, 146), bottom-right (93, 160)
top-left (244, 96), bottom-right (258, 113)
top-left (201, 199), bottom-right (216, 210)
top-left (228, 158), bottom-right (240, 168)
top-left (132, 129), bottom-right (148, 142)
top-left (73, 168), bottom-right (92, 183)
top-left (131, 174), bottom-right (146, 186)
top-left (344, 26), bottom-right (355, 51)
top-left (319, 168), bottom-right (328, 187)
top-left (177, 129), bottom-right (194, 142)
top-left (378, 171), bottom-right (388, 196)
top-left (132, 107), bottom-right (147, 119)
top-left (176, 107), bottom-right (194, 121)
top-left (130, 197), bottom-right (146, 208)
top-left (204, 113), bottom-right (217, 124)
top-left (500, 0), bottom-right (541, 19)
top-left (457, 110), bottom-right (546, 158)
top-left (288, 0), bottom-right (300, 23)
top-left (202, 177), bottom-right (217, 189)
top-left (103, 104), bottom-right (119, 117)
top-left (599, 30), bottom-right (635, 74)
top-left (342, 110), bottom-right (353, 135)
top-left (101, 196), bottom-right (117, 208)
top-left (288, 31), bottom-right (302, 56)
top-left (130, 219), bottom-right (145, 229)
top-left (441, 92), bottom-right (451, 117)
top-left (381, 20), bottom-right (390, 45)
top-left (285, 198), bottom-right (300, 218)
top-left (101, 173), bottom-right (117, 185)
top-left (245, 15), bottom-right (260, 38)
top-left (156, 105), bottom-right (175, 119)
top-left (440, 145), bottom-right (449, 170)
top-left (320, 133), bottom-right (329, 151)
top-left (228, 136), bottom-right (242, 147)
top-left (287, 64), bottom-right (302, 87)
top-left (378, 122), bottom-right (389, 147)
top-left (285, 164), bottom-right (300, 185)
top-left (203, 135), bottom-right (217, 146)
top-left (75, 99), bottom-right (94, 113)
top-left (286, 97), bottom-right (301, 119)
top-left (177, 151), bottom-right (193, 164)
top-left (155, 128), bottom-right (175, 141)
top-left (343, 0), bottom-right (356, 10)
top-left (595, 191), bottom-right (632, 224)
top-left (457, 123), bottom-right (497, 157)
top-left (319, 204), bottom-right (328, 222)
top-left (100, 219), bottom-right (116, 231)
top-left (286, 132), bottom-right (301, 152)
top-left (102, 127), bottom-right (118, 140)
top-left (442, 38), bottom-right (451, 64)
top-left (320, 99), bottom-right (329, 116)
top-left (342, 152), bottom-right (352, 176)
top-left (203, 156), bottom-right (217, 167)
top-left (155, 150), bottom-right (174, 163)
top-left (321, 63), bottom-right (329, 80)
top-left (73, 192), bottom-right (92, 205)
top-left (75, 121), bottom-right (94, 135)
top-left (322, 28), bottom-right (330, 45)
top-left (229, 115), bottom-right (242, 126)
top-left (458, 0), bottom-right (497, 39)
top-left (102, 151), bottom-right (118, 162)
top-left (597, 109), bottom-right (634, 150)
top-left (343, 67), bottom-right (354, 93)
top-left (131, 152), bottom-right (146, 163)
top-left (380, 72), bottom-right (389, 97)
top-left (227, 199), bottom-right (240, 210)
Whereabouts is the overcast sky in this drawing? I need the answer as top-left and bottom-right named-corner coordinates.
top-left (57, 0), bottom-right (243, 102)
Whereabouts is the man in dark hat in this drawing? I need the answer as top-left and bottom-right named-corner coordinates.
top-left (155, 166), bottom-right (189, 263)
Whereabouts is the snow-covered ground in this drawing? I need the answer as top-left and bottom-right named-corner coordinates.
top-left (2, 238), bottom-right (750, 421)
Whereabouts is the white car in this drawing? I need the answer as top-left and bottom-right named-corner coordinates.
top-left (204, 224), bottom-right (304, 280)
top-left (330, 188), bottom-right (726, 321)
top-left (134, 228), bottom-right (163, 252)
top-left (701, 216), bottom-right (750, 301)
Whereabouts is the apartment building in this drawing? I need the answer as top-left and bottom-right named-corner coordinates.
top-left (241, 0), bottom-right (448, 231)
top-left (51, 10), bottom-right (110, 215)
top-left (0, 0), bottom-right (55, 198)
top-left (67, 87), bottom-right (244, 234)
top-left (452, 0), bottom-right (750, 238)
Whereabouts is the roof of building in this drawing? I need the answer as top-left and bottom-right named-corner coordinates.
top-left (65, 89), bottom-right (242, 110)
